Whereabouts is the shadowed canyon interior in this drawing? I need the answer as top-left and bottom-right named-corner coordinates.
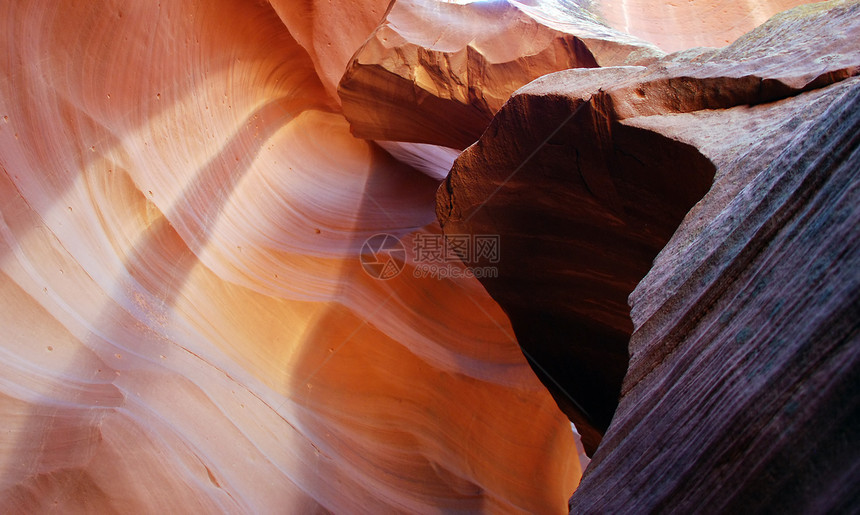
top-left (0, 0), bottom-right (857, 513)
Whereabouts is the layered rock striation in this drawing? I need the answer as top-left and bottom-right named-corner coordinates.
top-left (569, 65), bottom-right (860, 515)
top-left (0, 0), bottom-right (584, 512)
top-left (437, 0), bottom-right (859, 507)
top-left (0, 0), bottom-right (856, 512)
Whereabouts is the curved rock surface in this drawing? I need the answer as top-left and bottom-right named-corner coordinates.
top-left (339, 0), bottom-right (664, 149)
top-left (569, 67), bottom-right (860, 515)
top-left (595, 0), bottom-right (826, 51)
top-left (566, 8), bottom-right (860, 510)
top-left (2, 0), bottom-right (857, 512)
top-left (0, 0), bottom-right (583, 512)
top-left (269, 0), bottom-right (391, 102)
top-left (437, 0), bottom-right (859, 455)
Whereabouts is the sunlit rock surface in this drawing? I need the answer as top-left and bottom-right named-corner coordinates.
top-left (0, 1), bottom-right (583, 512)
top-left (595, 0), bottom-right (827, 51)
top-left (435, 0), bottom-right (859, 508)
top-left (339, 0), bottom-right (663, 150)
top-left (1, 0), bottom-right (856, 512)
top-left (268, 0), bottom-right (391, 102)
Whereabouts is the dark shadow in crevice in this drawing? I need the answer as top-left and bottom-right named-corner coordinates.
top-left (438, 93), bottom-right (717, 455)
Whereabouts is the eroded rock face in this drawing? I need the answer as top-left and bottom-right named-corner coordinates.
top-left (435, 69), bottom-right (718, 452)
top-left (0, 1), bottom-right (583, 512)
top-left (1, 0), bottom-right (857, 511)
top-left (338, 0), bottom-right (663, 149)
top-left (437, 0), bottom-right (860, 455)
top-left (570, 71), bottom-right (860, 515)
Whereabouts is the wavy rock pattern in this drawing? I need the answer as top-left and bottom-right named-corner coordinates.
top-left (269, 0), bottom-right (391, 101)
top-left (1, 0), bottom-right (854, 512)
top-left (0, 1), bottom-right (583, 512)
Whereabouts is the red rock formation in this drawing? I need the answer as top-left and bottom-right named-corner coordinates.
top-left (269, 0), bottom-right (391, 102)
top-left (567, 4), bottom-right (860, 510)
top-left (0, 0), bottom-right (582, 512)
top-left (338, 0), bottom-right (663, 149)
top-left (436, 0), bottom-right (859, 507)
top-left (1, 0), bottom-right (856, 512)
top-left (436, 67), bottom-right (719, 452)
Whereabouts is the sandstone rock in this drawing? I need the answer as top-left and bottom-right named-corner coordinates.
top-left (569, 71), bottom-right (860, 515)
top-left (269, 0), bottom-right (391, 102)
top-left (375, 140), bottom-right (461, 180)
top-left (437, 0), bottom-right (860, 455)
top-left (436, 66), bottom-right (719, 452)
top-left (2, 0), bottom-right (857, 511)
top-left (338, 0), bottom-right (664, 149)
top-left (0, 0), bottom-right (582, 512)
top-left (594, 0), bottom-right (826, 52)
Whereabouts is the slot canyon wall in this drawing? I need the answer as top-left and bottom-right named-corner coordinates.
top-left (437, 3), bottom-right (859, 511)
top-left (0, 0), bottom-right (856, 514)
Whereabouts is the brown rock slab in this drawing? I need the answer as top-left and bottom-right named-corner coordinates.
top-left (338, 0), bottom-right (663, 149)
top-left (570, 72), bottom-right (860, 514)
top-left (436, 67), bottom-right (718, 452)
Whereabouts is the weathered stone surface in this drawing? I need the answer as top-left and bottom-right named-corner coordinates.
top-left (570, 72), bottom-right (860, 514)
top-left (338, 0), bottom-right (663, 149)
top-left (437, 0), bottom-right (860, 455)
top-left (0, 0), bottom-right (583, 512)
top-left (436, 66), bottom-right (718, 452)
